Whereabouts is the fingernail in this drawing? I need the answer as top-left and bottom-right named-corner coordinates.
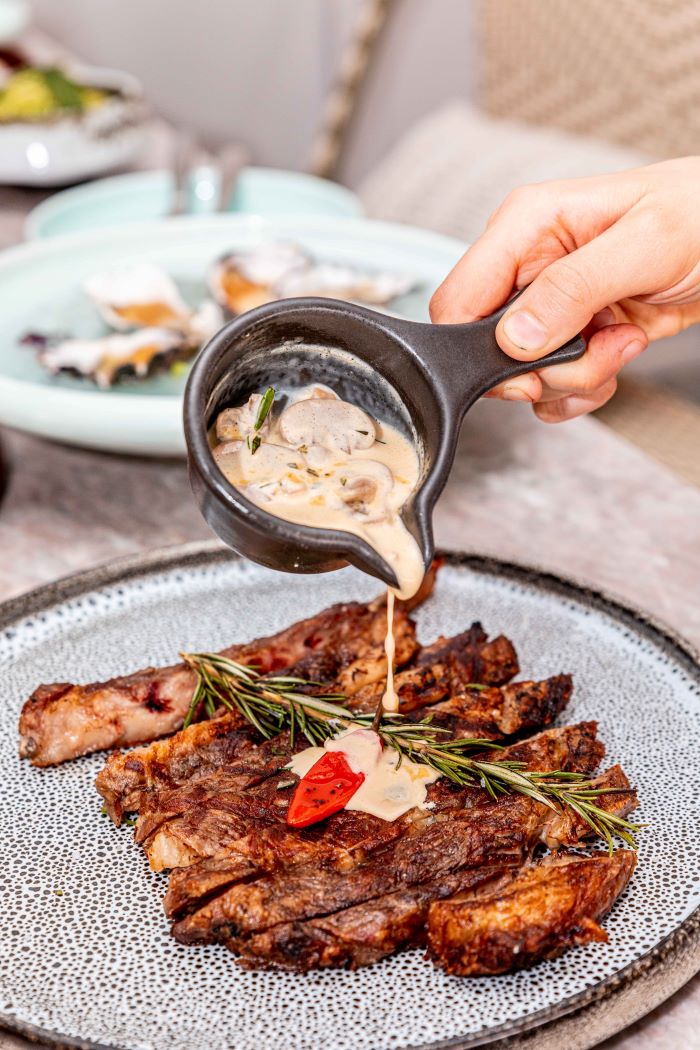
top-left (621, 339), bottom-right (646, 365)
top-left (502, 310), bottom-right (547, 352)
top-left (501, 384), bottom-right (533, 402)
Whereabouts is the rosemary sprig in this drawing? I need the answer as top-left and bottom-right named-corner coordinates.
top-left (180, 652), bottom-right (643, 850)
top-left (249, 386), bottom-right (275, 455)
top-left (254, 386), bottom-right (275, 429)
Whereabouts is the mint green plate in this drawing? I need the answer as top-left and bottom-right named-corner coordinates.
top-left (0, 214), bottom-right (465, 455)
top-left (24, 168), bottom-right (363, 241)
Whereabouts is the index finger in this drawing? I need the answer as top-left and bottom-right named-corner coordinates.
top-left (429, 186), bottom-right (566, 323)
top-left (428, 172), bottom-right (638, 325)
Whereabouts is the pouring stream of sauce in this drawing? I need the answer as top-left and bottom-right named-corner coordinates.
top-left (383, 589), bottom-right (398, 711)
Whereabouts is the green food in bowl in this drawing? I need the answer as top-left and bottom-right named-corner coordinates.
top-left (0, 67), bottom-right (114, 122)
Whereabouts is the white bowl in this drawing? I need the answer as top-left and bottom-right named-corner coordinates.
top-left (24, 166), bottom-right (363, 240)
top-left (0, 213), bottom-right (466, 455)
top-left (0, 0), bottom-right (29, 43)
top-left (0, 63), bottom-right (147, 187)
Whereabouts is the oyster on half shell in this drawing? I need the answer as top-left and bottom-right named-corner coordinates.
top-left (84, 262), bottom-right (193, 331)
top-left (209, 241), bottom-right (415, 316)
top-left (31, 327), bottom-right (197, 388)
top-left (24, 262), bottom-right (225, 387)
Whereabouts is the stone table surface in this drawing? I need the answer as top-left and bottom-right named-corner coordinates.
top-left (0, 401), bottom-right (699, 1050)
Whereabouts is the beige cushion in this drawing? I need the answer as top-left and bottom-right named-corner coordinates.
top-left (358, 102), bottom-right (649, 244)
top-left (478, 0), bottom-right (700, 160)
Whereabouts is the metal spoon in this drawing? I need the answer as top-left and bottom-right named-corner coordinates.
top-left (168, 129), bottom-right (197, 217)
top-left (216, 143), bottom-right (251, 212)
top-left (184, 296), bottom-right (584, 590)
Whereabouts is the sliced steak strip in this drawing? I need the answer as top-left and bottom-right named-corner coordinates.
top-left (427, 850), bottom-right (637, 975)
top-left (185, 764), bottom-right (635, 953)
top-left (19, 585), bottom-right (423, 767)
top-left (348, 663), bottom-right (452, 715)
top-left (234, 866), bottom-right (513, 972)
top-left (348, 624), bottom-right (521, 715)
top-left (416, 628), bottom-right (519, 684)
top-left (492, 718), bottom-right (604, 777)
top-left (20, 665), bottom-right (197, 770)
top-left (96, 713), bottom-right (258, 823)
top-left (164, 812), bottom-right (409, 921)
top-left (410, 674), bottom-right (572, 738)
top-left (142, 768), bottom-right (300, 872)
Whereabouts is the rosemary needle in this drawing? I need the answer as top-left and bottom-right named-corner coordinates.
top-left (254, 387), bottom-right (275, 430)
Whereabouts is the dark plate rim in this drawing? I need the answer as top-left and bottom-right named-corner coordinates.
top-left (0, 540), bottom-right (698, 1050)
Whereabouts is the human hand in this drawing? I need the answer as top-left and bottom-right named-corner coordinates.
top-left (430, 157), bottom-right (700, 421)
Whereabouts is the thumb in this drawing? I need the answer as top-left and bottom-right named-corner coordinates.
top-left (496, 213), bottom-right (652, 360)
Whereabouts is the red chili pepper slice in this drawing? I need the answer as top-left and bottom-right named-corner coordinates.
top-left (287, 750), bottom-right (365, 829)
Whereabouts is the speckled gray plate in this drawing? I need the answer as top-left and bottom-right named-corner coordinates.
top-left (1, 543), bottom-right (699, 1050)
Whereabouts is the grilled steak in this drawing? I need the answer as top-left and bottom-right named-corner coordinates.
top-left (427, 850), bottom-right (637, 975)
top-left (19, 588), bottom-right (422, 767)
top-left (175, 762), bottom-right (634, 963)
top-left (174, 806), bottom-right (531, 945)
top-left (234, 866), bottom-right (514, 972)
top-left (169, 722), bottom-right (616, 945)
top-left (143, 764), bottom-right (450, 874)
top-left (139, 712), bottom-right (595, 874)
top-left (163, 720), bottom-right (603, 915)
top-left (164, 811), bottom-right (413, 921)
top-left (95, 629), bottom-right (532, 826)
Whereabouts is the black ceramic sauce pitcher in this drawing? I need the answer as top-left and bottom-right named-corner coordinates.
top-left (184, 296), bottom-right (585, 589)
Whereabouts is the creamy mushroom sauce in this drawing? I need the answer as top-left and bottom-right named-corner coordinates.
top-left (212, 383), bottom-right (432, 821)
top-left (287, 728), bottom-right (440, 821)
top-left (211, 383), bottom-right (424, 607)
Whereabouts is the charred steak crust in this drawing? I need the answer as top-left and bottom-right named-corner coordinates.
top-left (233, 866), bottom-right (514, 972)
top-left (427, 850), bottom-right (637, 975)
top-left (412, 674), bottom-right (573, 739)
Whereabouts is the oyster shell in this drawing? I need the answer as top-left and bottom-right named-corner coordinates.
top-left (33, 327), bottom-right (195, 388)
top-left (209, 241), bottom-right (415, 315)
top-left (24, 262), bottom-right (226, 388)
top-left (84, 262), bottom-right (192, 331)
top-left (187, 298), bottom-right (225, 344)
